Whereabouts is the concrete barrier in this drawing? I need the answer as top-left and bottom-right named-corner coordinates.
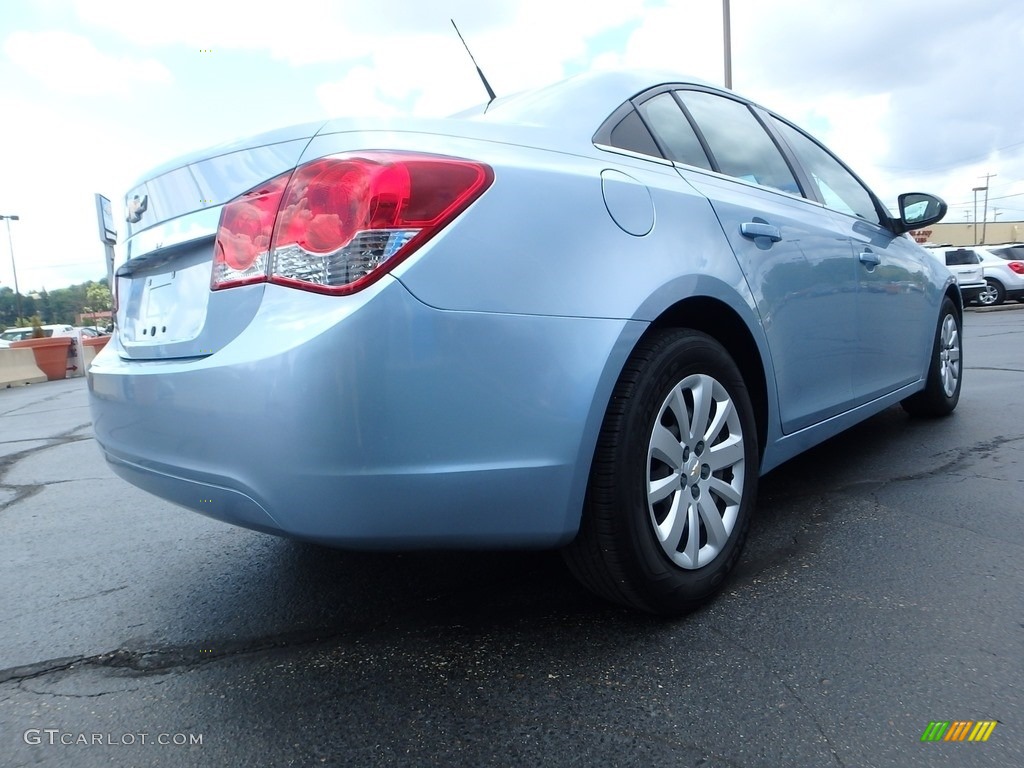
top-left (82, 342), bottom-right (97, 371)
top-left (0, 347), bottom-right (47, 387)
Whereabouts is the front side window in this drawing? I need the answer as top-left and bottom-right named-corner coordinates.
top-left (770, 117), bottom-right (883, 226)
top-left (678, 91), bottom-right (800, 195)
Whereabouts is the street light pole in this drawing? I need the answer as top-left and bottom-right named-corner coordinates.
top-left (722, 0), bottom-right (733, 89)
top-left (0, 214), bottom-right (21, 321)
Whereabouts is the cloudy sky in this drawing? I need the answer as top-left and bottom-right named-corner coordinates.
top-left (1, 0), bottom-right (1022, 292)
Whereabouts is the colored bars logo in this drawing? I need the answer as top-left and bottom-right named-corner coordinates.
top-left (921, 721), bottom-right (998, 742)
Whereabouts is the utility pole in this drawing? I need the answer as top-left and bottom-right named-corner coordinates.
top-left (980, 172), bottom-right (996, 245)
top-left (723, 0), bottom-right (732, 89)
top-left (972, 187), bottom-right (984, 245)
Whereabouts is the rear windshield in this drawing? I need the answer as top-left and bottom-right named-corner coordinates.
top-left (944, 249), bottom-right (980, 266)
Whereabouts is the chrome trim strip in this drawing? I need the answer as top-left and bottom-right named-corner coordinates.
top-left (592, 143), bottom-right (674, 166)
top-left (126, 206), bottom-right (222, 260)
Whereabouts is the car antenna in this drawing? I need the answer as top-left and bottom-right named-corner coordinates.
top-left (451, 19), bottom-right (496, 108)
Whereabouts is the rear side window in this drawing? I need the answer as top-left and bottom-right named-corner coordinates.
top-left (608, 110), bottom-right (662, 158)
top-left (945, 249), bottom-right (980, 266)
top-left (990, 246), bottom-right (1024, 261)
top-left (637, 93), bottom-right (713, 170)
top-left (678, 90), bottom-right (800, 195)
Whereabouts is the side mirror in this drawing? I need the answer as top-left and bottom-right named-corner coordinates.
top-left (893, 192), bottom-right (947, 234)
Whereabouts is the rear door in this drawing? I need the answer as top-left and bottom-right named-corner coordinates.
top-left (638, 89), bottom-right (859, 434)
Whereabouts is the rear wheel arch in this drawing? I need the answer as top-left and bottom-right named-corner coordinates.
top-left (646, 297), bottom-right (769, 460)
top-left (564, 325), bottom-right (760, 613)
top-left (946, 284), bottom-right (964, 314)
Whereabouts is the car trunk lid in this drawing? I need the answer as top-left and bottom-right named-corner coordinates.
top-left (114, 123), bottom-right (322, 360)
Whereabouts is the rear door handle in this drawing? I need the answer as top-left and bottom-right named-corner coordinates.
top-left (740, 222), bottom-right (782, 242)
top-left (859, 250), bottom-right (881, 268)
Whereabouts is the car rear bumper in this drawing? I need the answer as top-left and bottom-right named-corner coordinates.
top-left (960, 283), bottom-right (985, 302)
top-left (89, 278), bottom-right (643, 548)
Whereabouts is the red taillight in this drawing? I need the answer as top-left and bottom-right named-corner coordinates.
top-left (211, 152), bottom-right (492, 294)
top-left (212, 173), bottom-right (290, 290)
top-left (1008, 261), bottom-right (1024, 275)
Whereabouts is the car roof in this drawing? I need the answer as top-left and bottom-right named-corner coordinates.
top-left (1, 324), bottom-right (71, 333)
top-left (459, 69), bottom-right (718, 125)
top-left (317, 69), bottom-right (727, 155)
top-left (133, 70), bottom-right (742, 187)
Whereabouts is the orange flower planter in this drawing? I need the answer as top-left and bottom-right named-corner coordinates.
top-left (10, 336), bottom-right (73, 381)
top-left (82, 335), bottom-right (110, 371)
top-left (83, 335), bottom-right (110, 353)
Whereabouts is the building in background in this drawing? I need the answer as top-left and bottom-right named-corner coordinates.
top-left (910, 221), bottom-right (1024, 247)
top-left (77, 310), bottom-right (112, 328)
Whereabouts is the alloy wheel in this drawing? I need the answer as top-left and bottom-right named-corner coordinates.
top-left (977, 283), bottom-right (999, 306)
top-left (938, 313), bottom-right (961, 398)
top-left (647, 373), bottom-right (746, 570)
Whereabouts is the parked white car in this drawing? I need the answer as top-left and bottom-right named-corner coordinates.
top-left (923, 246), bottom-right (986, 304)
top-left (0, 324), bottom-right (76, 348)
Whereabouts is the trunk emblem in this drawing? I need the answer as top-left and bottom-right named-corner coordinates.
top-left (126, 194), bottom-right (149, 223)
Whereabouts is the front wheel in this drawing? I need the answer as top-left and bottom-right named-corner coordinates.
top-left (563, 330), bottom-right (759, 615)
top-left (901, 297), bottom-right (962, 417)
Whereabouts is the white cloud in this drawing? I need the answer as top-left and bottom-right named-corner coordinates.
top-left (71, 0), bottom-right (512, 66)
top-left (4, 30), bottom-right (172, 95)
top-left (594, 1), bottom-right (727, 85)
top-left (315, 32), bottom-right (504, 119)
top-left (316, 65), bottom-right (416, 119)
top-left (4, 0), bottom-right (1023, 295)
top-left (725, 0), bottom-right (1024, 210)
top-left (0, 92), bottom-right (146, 292)
top-left (312, 0), bottom-right (651, 119)
top-left (73, 0), bottom-right (649, 69)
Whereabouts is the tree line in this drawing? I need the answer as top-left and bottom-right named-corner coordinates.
top-left (0, 279), bottom-right (113, 330)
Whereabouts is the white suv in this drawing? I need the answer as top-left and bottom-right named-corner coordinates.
top-left (974, 244), bottom-right (1024, 305)
top-left (924, 246), bottom-right (986, 304)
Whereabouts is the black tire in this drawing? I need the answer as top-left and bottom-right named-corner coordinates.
top-left (977, 278), bottom-right (1005, 306)
top-left (901, 297), bottom-right (962, 417)
top-left (563, 329), bottom-right (759, 615)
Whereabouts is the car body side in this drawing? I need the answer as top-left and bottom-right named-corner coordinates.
top-left (88, 72), bottom-right (957, 549)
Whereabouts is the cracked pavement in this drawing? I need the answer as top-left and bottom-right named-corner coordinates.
top-left (1, 309), bottom-right (1022, 767)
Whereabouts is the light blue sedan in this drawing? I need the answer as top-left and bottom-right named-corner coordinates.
top-left (89, 71), bottom-right (958, 614)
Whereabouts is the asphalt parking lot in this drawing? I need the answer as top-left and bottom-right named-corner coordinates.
top-left (1, 307), bottom-right (1022, 768)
